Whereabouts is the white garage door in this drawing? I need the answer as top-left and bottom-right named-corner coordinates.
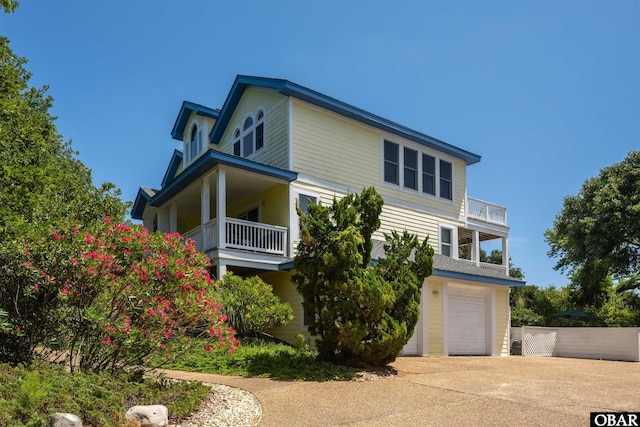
top-left (402, 324), bottom-right (419, 355)
top-left (448, 285), bottom-right (487, 355)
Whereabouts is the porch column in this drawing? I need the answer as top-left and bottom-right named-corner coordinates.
top-left (216, 167), bottom-right (226, 250)
top-left (216, 261), bottom-right (227, 282)
top-left (157, 208), bottom-right (169, 232)
top-left (201, 176), bottom-right (210, 250)
top-left (169, 201), bottom-right (177, 233)
top-left (472, 230), bottom-right (480, 266)
top-left (502, 237), bottom-right (509, 276)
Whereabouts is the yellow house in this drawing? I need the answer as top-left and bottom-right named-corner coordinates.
top-left (132, 75), bottom-right (524, 357)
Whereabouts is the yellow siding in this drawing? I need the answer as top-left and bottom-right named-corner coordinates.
top-left (292, 181), bottom-right (457, 254)
top-left (291, 99), bottom-right (466, 221)
top-left (259, 270), bottom-right (302, 344)
top-left (428, 279), bottom-right (443, 356)
top-left (291, 100), bottom-right (380, 188)
top-left (217, 87), bottom-right (289, 170)
top-left (227, 183), bottom-right (289, 227)
top-left (495, 287), bottom-right (510, 356)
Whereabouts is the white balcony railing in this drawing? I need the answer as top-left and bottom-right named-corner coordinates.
top-left (459, 258), bottom-right (509, 276)
top-left (225, 218), bottom-right (288, 255)
top-left (182, 218), bottom-right (287, 256)
top-left (467, 197), bottom-right (507, 226)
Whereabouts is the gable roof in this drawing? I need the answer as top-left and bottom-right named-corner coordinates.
top-left (171, 101), bottom-right (220, 141)
top-left (209, 75), bottom-right (481, 165)
top-left (131, 187), bottom-right (158, 220)
top-left (131, 149), bottom-right (298, 219)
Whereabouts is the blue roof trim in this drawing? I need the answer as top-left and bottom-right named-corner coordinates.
top-left (432, 269), bottom-right (526, 287)
top-left (131, 188), bottom-right (152, 220)
top-left (149, 149), bottom-right (298, 207)
top-left (171, 101), bottom-right (220, 141)
top-left (161, 149), bottom-right (183, 188)
top-left (209, 75), bottom-right (481, 165)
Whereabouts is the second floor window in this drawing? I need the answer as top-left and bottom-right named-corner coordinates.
top-left (233, 110), bottom-right (265, 158)
top-left (384, 140), bottom-right (399, 184)
top-left (187, 124), bottom-right (203, 163)
top-left (383, 139), bottom-right (455, 201)
top-left (441, 227), bottom-right (452, 257)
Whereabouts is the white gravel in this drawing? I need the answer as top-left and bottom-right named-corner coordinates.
top-left (172, 383), bottom-right (262, 427)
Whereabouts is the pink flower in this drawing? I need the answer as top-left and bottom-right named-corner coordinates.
top-left (71, 258), bottom-right (77, 265)
top-left (101, 336), bottom-right (112, 345)
top-left (53, 231), bottom-right (59, 240)
top-left (205, 345), bottom-right (212, 352)
top-left (34, 283), bottom-right (39, 292)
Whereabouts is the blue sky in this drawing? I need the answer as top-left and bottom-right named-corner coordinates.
top-left (2, 1), bottom-right (638, 288)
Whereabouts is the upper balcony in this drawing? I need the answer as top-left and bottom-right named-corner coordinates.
top-left (466, 197), bottom-right (507, 227)
top-left (183, 217), bottom-right (288, 257)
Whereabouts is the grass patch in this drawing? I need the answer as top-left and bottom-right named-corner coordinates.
top-left (163, 339), bottom-right (356, 382)
top-left (0, 361), bottom-right (210, 427)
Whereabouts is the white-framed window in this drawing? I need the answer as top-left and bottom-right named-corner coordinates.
top-left (186, 123), bottom-right (203, 164)
top-left (237, 205), bottom-right (260, 222)
top-left (298, 193), bottom-right (317, 215)
top-left (382, 138), bottom-right (455, 201)
top-left (383, 140), bottom-right (399, 185)
top-left (232, 109), bottom-right (265, 158)
top-left (440, 226), bottom-right (453, 257)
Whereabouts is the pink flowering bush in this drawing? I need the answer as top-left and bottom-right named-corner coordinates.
top-left (16, 218), bottom-right (237, 373)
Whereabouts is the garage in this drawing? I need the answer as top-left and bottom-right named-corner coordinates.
top-left (402, 324), bottom-right (419, 355)
top-left (447, 285), bottom-right (488, 355)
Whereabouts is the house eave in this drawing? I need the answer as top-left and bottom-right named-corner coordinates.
top-left (171, 100), bottom-right (220, 141)
top-left (208, 75), bottom-right (481, 166)
top-left (149, 149), bottom-right (298, 208)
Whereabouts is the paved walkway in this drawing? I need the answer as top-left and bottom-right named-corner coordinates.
top-left (164, 356), bottom-right (640, 426)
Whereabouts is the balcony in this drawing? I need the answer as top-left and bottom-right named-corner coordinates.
top-left (183, 218), bottom-right (288, 257)
top-left (467, 197), bottom-right (507, 226)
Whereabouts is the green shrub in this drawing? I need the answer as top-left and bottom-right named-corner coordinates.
top-left (0, 362), bottom-right (210, 427)
top-left (214, 273), bottom-right (293, 337)
top-left (5, 219), bottom-right (237, 373)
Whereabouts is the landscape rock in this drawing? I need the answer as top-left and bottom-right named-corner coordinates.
top-left (125, 405), bottom-right (169, 427)
top-left (48, 413), bottom-right (82, 427)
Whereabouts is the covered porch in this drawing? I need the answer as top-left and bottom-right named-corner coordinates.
top-left (134, 149), bottom-right (298, 278)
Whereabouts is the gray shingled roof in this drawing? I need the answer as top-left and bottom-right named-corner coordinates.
top-left (141, 187), bottom-right (158, 198)
top-left (371, 240), bottom-right (524, 286)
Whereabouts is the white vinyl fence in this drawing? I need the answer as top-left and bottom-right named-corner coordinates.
top-left (521, 326), bottom-right (640, 362)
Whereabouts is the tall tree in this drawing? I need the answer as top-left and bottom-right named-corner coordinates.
top-left (293, 187), bottom-right (434, 367)
top-left (0, 9), bottom-right (127, 363)
top-left (545, 151), bottom-right (640, 305)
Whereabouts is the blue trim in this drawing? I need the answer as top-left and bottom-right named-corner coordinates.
top-left (432, 269), bottom-right (526, 287)
top-left (209, 75), bottom-right (481, 165)
top-left (171, 101), bottom-right (220, 141)
top-left (279, 261), bottom-right (294, 271)
top-left (131, 188), bottom-right (152, 220)
top-left (149, 149), bottom-right (298, 207)
top-left (161, 149), bottom-right (183, 188)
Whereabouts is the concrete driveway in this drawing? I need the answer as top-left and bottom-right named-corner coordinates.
top-left (166, 356), bottom-right (640, 426)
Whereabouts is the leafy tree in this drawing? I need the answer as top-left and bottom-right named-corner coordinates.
top-left (510, 285), bottom-right (572, 327)
top-left (545, 151), bottom-right (640, 306)
top-left (0, 7), bottom-right (127, 364)
top-left (293, 187), bottom-right (434, 367)
top-left (9, 219), bottom-right (237, 372)
top-left (214, 273), bottom-right (293, 337)
top-left (458, 247), bottom-right (524, 280)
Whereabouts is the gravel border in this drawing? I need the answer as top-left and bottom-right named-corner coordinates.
top-left (171, 383), bottom-right (262, 427)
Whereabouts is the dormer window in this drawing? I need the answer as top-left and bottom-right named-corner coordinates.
top-left (187, 124), bottom-right (203, 164)
top-left (232, 109), bottom-right (265, 158)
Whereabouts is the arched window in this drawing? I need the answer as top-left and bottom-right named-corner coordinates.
top-left (188, 123), bottom-right (202, 163)
top-left (242, 117), bottom-right (254, 157)
top-left (232, 109), bottom-right (266, 158)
